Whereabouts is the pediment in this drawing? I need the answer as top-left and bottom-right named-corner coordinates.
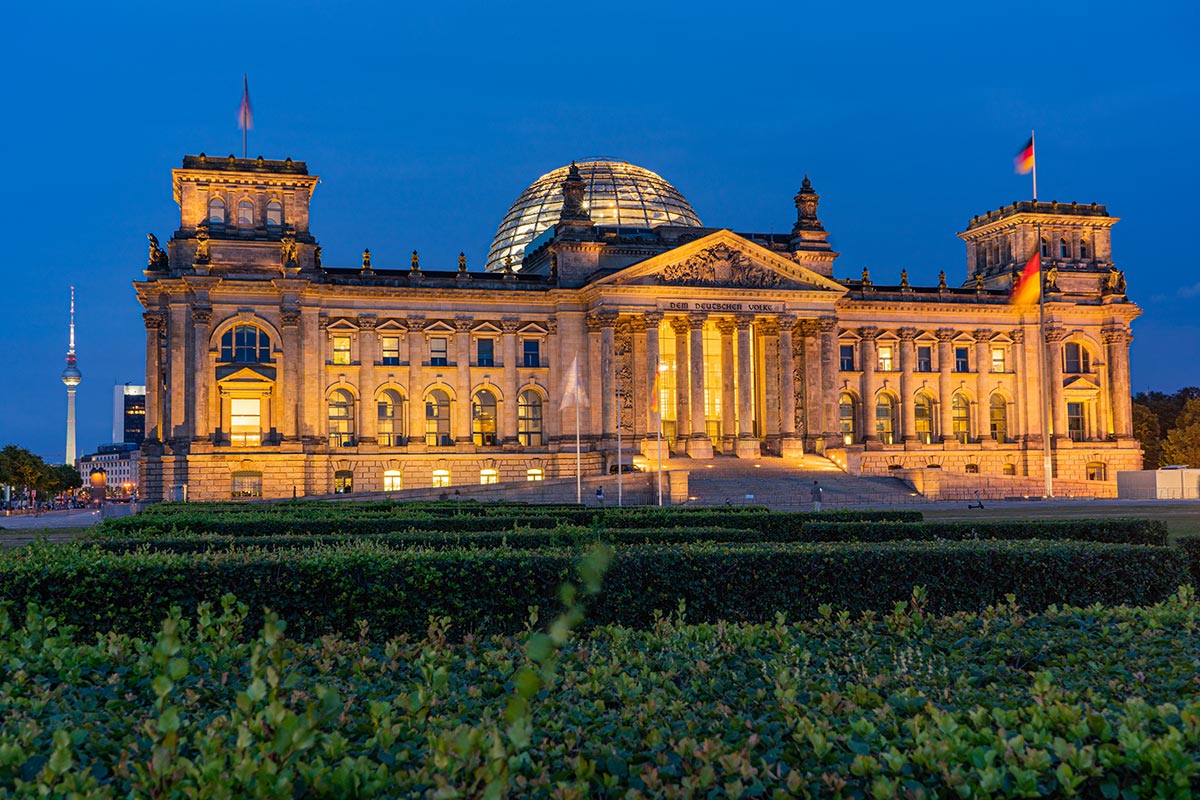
top-left (216, 364), bottom-right (276, 384)
top-left (592, 230), bottom-right (846, 294)
top-left (1063, 375), bottom-right (1102, 392)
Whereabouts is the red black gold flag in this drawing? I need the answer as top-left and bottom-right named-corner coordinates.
top-left (1014, 137), bottom-right (1034, 175)
top-left (1010, 250), bottom-right (1041, 306)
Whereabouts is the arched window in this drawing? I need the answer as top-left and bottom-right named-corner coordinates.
top-left (914, 393), bottom-right (936, 444)
top-left (989, 394), bottom-right (1009, 443)
top-left (965, 464), bottom-right (980, 474)
top-left (526, 468), bottom-right (544, 482)
top-left (237, 200), bottom-right (254, 226)
top-left (952, 394), bottom-right (971, 444)
top-left (875, 394), bottom-right (897, 445)
top-left (1002, 464), bottom-right (1017, 476)
top-left (231, 470), bottom-right (262, 498)
top-left (1064, 342), bottom-right (1091, 373)
top-left (1059, 238), bottom-right (1070, 259)
top-left (839, 392), bottom-right (857, 445)
top-left (472, 390), bottom-right (498, 446)
top-left (207, 197), bottom-right (226, 224)
top-left (328, 389), bottom-right (355, 447)
top-left (377, 389), bottom-right (405, 446)
top-left (1079, 238), bottom-right (1089, 259)
top-left (432, 469), bottom-right (451, 488)
top-left (518, 390), bottom-right (543, 446)
top-left (383, 469), bottom-right (402, 492)
top-left (220, 325), bottom-right (271, 363)
top-left (480, 468), bottom-right (498, 485)
top-left (266, 200), bottom-right (283, 227)
top-left (1040, 237), bottom-right (1049, 258)
top-left (425, 389), bottom-right (451, 446)
top-left (334, 470), bottom-right (354, 494)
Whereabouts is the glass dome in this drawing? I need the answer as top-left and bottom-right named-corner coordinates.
top-left (485, 158), bottom-right (703, 272)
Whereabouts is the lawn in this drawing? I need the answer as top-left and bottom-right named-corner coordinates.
top-left (923, 500), bottom-right (1200, 541)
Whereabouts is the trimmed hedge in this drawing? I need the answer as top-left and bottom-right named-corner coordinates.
top-left (802, 518), bottom-right (1169, 546)
top-left (1, 540), bottom-right (1187, 639)
top-left (1180, 536), bottom-right (1200, 586)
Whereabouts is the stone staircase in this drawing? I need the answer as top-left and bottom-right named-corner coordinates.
top-left (683, 454), bottom-right (922, 509)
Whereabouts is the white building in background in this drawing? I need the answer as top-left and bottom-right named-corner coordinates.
top-left (77, 443), bottom-right (141, 495)
top-left (1117, 468), bottom-right (1200, 500)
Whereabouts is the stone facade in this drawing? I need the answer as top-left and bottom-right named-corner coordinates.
top-left (135, 155), bottom-right (1141, 501)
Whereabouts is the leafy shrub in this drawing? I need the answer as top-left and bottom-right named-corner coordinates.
top-left (802, 518), bottom-right (1169, 546)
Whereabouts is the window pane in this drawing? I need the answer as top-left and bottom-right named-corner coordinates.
top-left (238, 201), bottom-right (254, 225)
top-left (477, 338), bottom-right (494, 366)
top-left (266, 201), bottom-right (282, 226)
top-left (917, 346), bottom-right (932, 372)
top-left (523, 339), bottom-right (540, 367)
top-left (839, 345), bottom-right (855, 371)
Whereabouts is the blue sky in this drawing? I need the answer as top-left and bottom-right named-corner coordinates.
top-left (2, 1), bottom-right (1197, 461)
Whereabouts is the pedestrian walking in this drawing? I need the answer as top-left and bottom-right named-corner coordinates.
top-left (810, 481), bottom-right (823, 512)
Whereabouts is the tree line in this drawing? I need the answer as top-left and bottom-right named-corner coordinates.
top-left (0, 445), bottom-right (83, 499)
top-left (1132, 387), bottom-right (1200, 469)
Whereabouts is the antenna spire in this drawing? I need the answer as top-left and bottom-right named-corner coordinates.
top-left (61, 285), bottom-right (82, 465)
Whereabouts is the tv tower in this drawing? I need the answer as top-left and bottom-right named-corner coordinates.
top-left (61, 286), bottom-right (82, 465)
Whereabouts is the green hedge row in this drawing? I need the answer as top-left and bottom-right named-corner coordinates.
top-left (1179, 537), bottom-right (1200, 585)
top-left (803, 518), bottom-right (1169, 546)
top-left (5, 591), bottom-right (1200, 797)
top-left (1, 540), bottom-right (1187, 639)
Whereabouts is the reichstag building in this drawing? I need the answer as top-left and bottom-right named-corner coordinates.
top-left (135, 154), bottom-right (1141, 500)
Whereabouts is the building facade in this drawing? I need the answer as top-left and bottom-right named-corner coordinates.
top-left (78, 442), bottom-right (140, 496)
top-left (135, 155), bottom-right (1140, 501)
top-left (113, 383), bottom-right (146, 445)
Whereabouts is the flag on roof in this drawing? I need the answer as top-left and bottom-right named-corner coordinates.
top-left (559, 355), bottom-right (589, 410)
top-left (1014, 136), bottom-right (1034, 175)
top-left (238, 75), bottom-right (253, 131)
top-left (1010, 250), bottom-right (1041, 306)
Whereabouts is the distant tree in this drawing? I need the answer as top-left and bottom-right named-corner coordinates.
top-left (1132, 402), bottom-right (1163, 469)
top-left (1134, 387), bottom-right (1200, 434)
top-left (0, 445), bottom-right (49, 496)
top-left (44, 463), bottom-right (83, 494)
top-left (1160, 398), bottom-right (1200, 468)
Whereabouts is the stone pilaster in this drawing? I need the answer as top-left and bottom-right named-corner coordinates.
top-left (734, 315), bottom-right (759, 458)
top-left (1011, 328), bottom-right (1029, 442)
top-left (280, 306), bottom-right (301, 441)
top-left (501, 319), bottom-right (520, 446)
top-left (858, 326), bottom-right (879, 445)
top-left (358, 315), bottom-right (378, 443)
top-left (1103, 326), bottom-right (1134, 440)
top-left (143, 310), bottom-right (166, 443)
top-left (670, 316), bottom-right (691, 454)
top-left (818, 316), bottom-right (840, 451)
top-left (716, 318), bottom-right (737, 454)
top-left (898, 327), bottom-right (917, 444)
top-left (686, 313), bottom-right (712, 458)
top-left (760, 317), bottom-right (782, 453)
top-left (936, 328), bottom-right (956, 444)
top-left (642, 311), bottom-right (663, 457)
top-left (974, 329), bottom-right (992, 444)
top-left (778, 315), bottom-right (802, 457)
top-left (167, 300), bottom-right (190, 443)
top-left (191, 307), bottom-right (212, 440)
top-left (599, 311), bottom-right (618, 444)
top-left (406, 317), bottom-right (426, 447)
top-left (454, 317), bottom-right (473, 444)
top-left (1045, 326), bottom-right (1068, 442)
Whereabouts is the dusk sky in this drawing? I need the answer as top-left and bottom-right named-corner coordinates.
top-left (2, 1), bottom-right (1197, 463)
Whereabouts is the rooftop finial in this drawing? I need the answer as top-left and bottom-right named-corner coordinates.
top-left (411, 250), bottom-right (420, 272)
top-left (792, 175), bottom-right (823, 235)
top-left (458, 252), bottom-right (467, 272)
top-left (559, 161), bottom-right (590, 223)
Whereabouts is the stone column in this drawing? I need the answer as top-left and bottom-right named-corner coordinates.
top-left (734, 315), bottom-right (759, 458)
top-left (671, 316), bottom-right (691, 454)
top-left (454, 317), bottom-right (473, 444)
top-left (686, 313), bottom-right (713, 458)
top-left (501, 319), bottom-right (520, 446)
top-left (1104, 326), bottom-right (1134, 439)
top-left (301, 307), bottom-right (323, 441)
top-left (543, 319), bottom-right (560, 441)
top-left (898, 327), bottom-right (917, 444)
top-left (760, 318), bottom-right (782, 453)
top-left (191, 307), bottom-right (212, 441)
top-left (280, 307), bottom-right (301, 441)
top-left (800, 321), bottom-right (822, 452)
top-left (717, 318), bottom-right (737, 454)
top-left (936, 328), bottom-right (956, 444)
top-left (629, 317), bottom-right (648, 442)
top-left (1045, 327), bottom-right (1068, 442)
top-left (143, 310), bottom-right (165, 443)
top-left (556, 311), bottom-right (586, 444)
top-left (165, 301), bottom-right (190, 443)
top-left (1011, 329), bottom-right (1028, 442)
top-left (859, 326), bottom-right (879, 444)
top-left (974, 329), bottom-right (992, 443)
top-left (778, 315), bottom-right (802, 457)
top-left (818, 317), bottom-right (840, 450)
top-left (599, 312), bottom-right (618, 444)
top-left (586, 314), bottom-right (604, 442)
top-left (358, 316), bottom-right (378, 443)
top-left (642, 312), bottom-right (662, 455)
top-left (407, 318), bottom-right (426, 447)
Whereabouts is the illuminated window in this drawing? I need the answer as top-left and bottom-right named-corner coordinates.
top-left (432, 469), bottom-right (451, 488)
top-left (265, 200), bottom-right (282, 227)
top-left (518, 389), bottom-right (543, 446)
top-left (220, 325), bottom-right (270, 363)
top-left (332, 336), bottom-right (351, 365)
top-left (952, 394), bottom-right (971, 443)
top-left (526, 468), bottom-right (544, 481)
top-left (989, 394), bottom-right (1008, 443)
top-left (230, 398), bottom-right (261, 446)
top-left (839, 392), bottom-right (856, 445)
top-left (1067, 402), bottom-right (1085, 442)
top-left (1040, 237), bottom-right (1049, 257)
top-left (328, 389), bottom-right (355, 447)
top-left (954, 347), bottom-right (970, 373)
top-left (334, 470), bottom-right (353, 494)
top-left (207, 197), bottom-right (225, 224)
top-left (1079, 238), bottom-right (1089, 259)
top-left (480, 468), bottom-right (498, 485)
top-left (237, 200), bottom-right (254, 226)
top-left (377, 389), bottom-right (405, 446)
top-left (991, 347), bottom-right (1006, 373)
top-left (1064, 343), bottom-right (1091, 374)
top-left (1002, 463), bottom-right (1017, 476)
top-left (914, 393), bottom-right (936, 444)
top-left (383, 470), bottom-right (402, 491)
top-left (380, 336), bottom-right (400, 366)
top-left (472, 390), bottom-right (498, 446)
top-left (522, 339), bottom-right (541, 367)
top-left (476, 338), bottom-right (494, 367)
top-left (917, 346), bottom-right (932, 372)
top-left (875, 394), bottom-right (897, 444)
top-left (429, 337), bottom-right (448, 366)
top-left (965, 463), bottom-right (980, 474)
top-left (425, 389), bottom-right (451, 446)
top-left (839, 344), bottom-right (855, 371)
top-left (877, 345), bottom-right (894, 372)
top-left (1086, 462), bottom-right (1107, 481)
top-left (231, 470), bottom-right (262, 498)
top-left (1059, 238), bottom-right (1070, 259)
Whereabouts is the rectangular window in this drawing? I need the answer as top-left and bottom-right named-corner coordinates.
top-left (917, 346), bottom-right (932, 372)
top-left (1067, 402), bottom-right (1086, 442)
top-left (991, 347), bottom-right (1006, 373)
top-left (954, 347), bottom-right (970, 373)
top-left (380, 336), bottom-right (400, 366)
top-left (839, 344), bottom-right (855, 371)
top-left (480, 469), bottom-right (498, 485)
top-left (477, 338), bottom-right (494, 367)
top-left (231, 471), bottom-right (263, 498)
top-left (230, 398), bottom-right (261, 447)
top-left (877, 345), bottom-right (894, 372)
top-left (429, 337), bottom-right (448, 366)
top-left (332, 336), bottom-right (351, 365)
top-left (522, 339), bottom-right (540, 367)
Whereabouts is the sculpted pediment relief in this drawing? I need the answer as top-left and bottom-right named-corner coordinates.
top-left (657, 244), bottom-right (791, 289)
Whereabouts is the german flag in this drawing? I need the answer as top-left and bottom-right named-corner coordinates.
top-left (1010, 250), bottom-right (1041, 306)
top-left (1014, 136), bottom-right (1034, 175)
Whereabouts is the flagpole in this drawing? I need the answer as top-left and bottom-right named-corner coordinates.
top-left (616, 388), bottom-right (623, 507)
top-left (1036, 222), bottom-right (1054, 498)
top-left (575, 400), bottom-right (581, 505)
top-left (1031, 130), bottom-right (1038, 201)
